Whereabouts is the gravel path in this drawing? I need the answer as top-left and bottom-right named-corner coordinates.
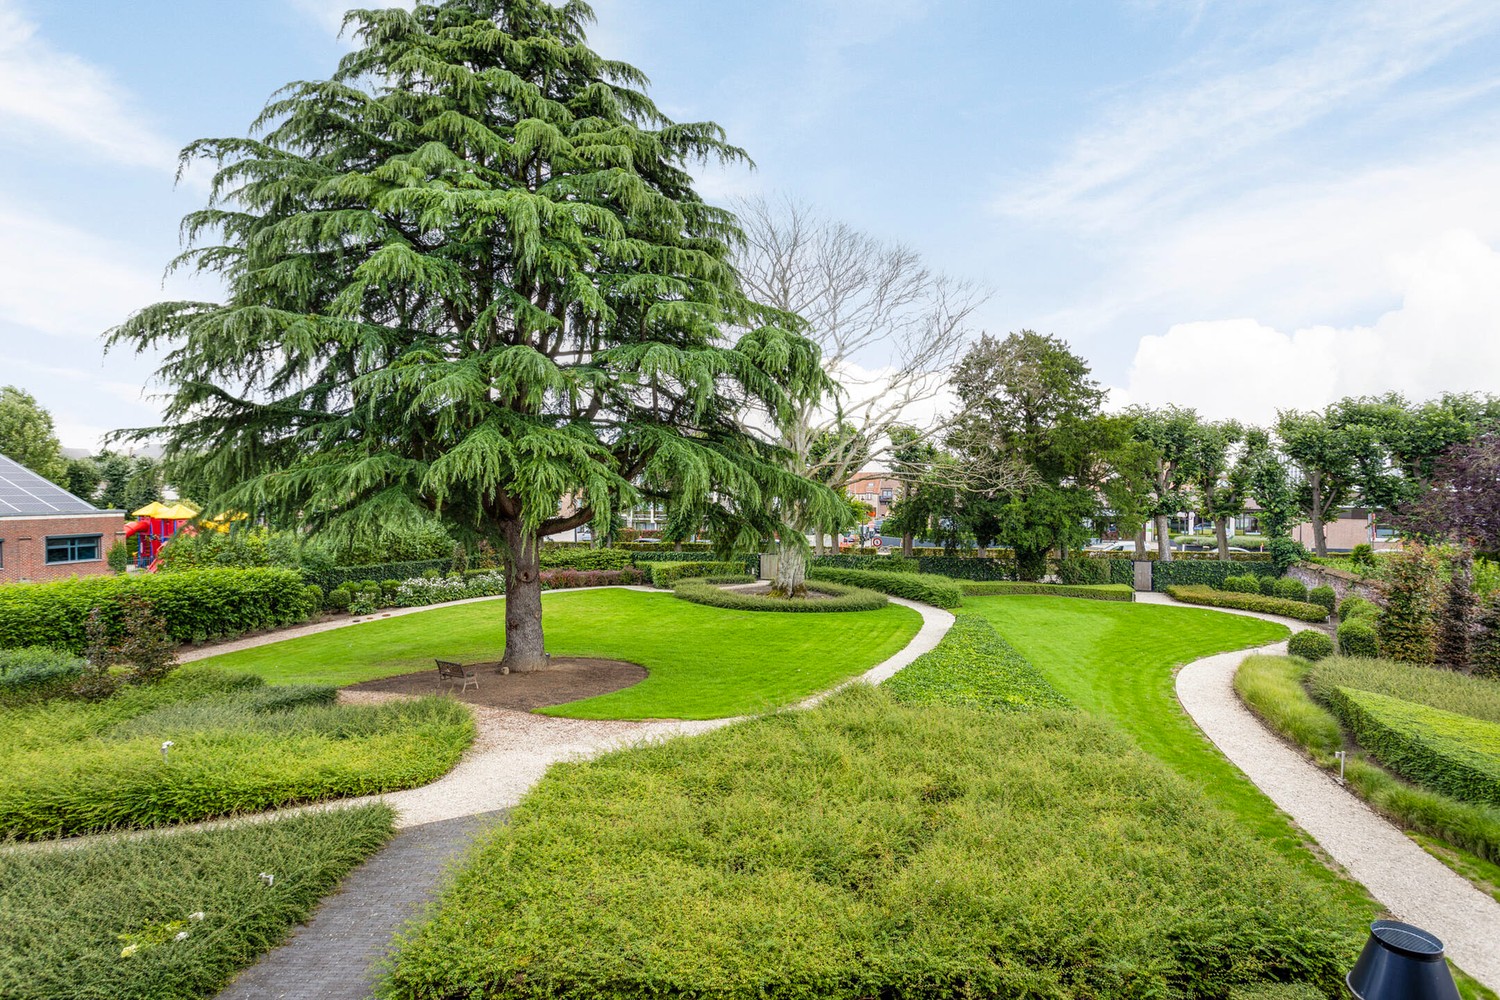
top-left (1154, 592), bottom-right (1500, 990)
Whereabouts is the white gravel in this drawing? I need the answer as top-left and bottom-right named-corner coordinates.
top-left (1158, 593), bottom-right (1500, 990)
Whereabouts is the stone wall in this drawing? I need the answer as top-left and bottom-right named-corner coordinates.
top-left (1287, 563), bottom-right (1385, 605)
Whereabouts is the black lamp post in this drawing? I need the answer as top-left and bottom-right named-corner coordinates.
top-left (1346, 920), bottom-right (1461, 1000)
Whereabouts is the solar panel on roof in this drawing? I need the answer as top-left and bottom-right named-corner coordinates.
top-left (0, 454), bottom-right (102, 516)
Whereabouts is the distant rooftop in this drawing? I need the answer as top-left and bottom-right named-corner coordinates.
top-left (0, 454), bottom-right (106, 517)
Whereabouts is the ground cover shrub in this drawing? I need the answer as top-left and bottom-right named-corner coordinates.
top-left (646, 561), bottom-right (747, 588)
top-left (1273, 578), bottom-right (1310, 602)
top-left (1287, 630), bottom-right (1335, 662)
top-left (959, 581), bottom-right (1134, 601)
top-left (1307, 585), bottom-right (1337, 616)
top-left (382, 686), bottom-right (1359, 1000)
top-left (0, 667), bottom-right (473, 839)
top-left (1308, 656), bottom-right (1500, 724)
top-left (0, 805), bottom-right (395, 1000)
top-left (0, 646), bottom-right (86, 706)
top-left (1238, 655), bottom-right (1500, 868)
top-left (1336, 618), bottom-right (1380, 657)
top-left (1165, 585), bottom-right (1329, 622)
top-left (882, 613), bottom-right (1068, 712)
top-left (1152, 560), bottom-right (1280, 592)
top-left (671, 579), bottom-right (886, 613)
top-left (0, 569), bottom-right (316, 654)
top-left (1318, 688), bottom-right (1500, 806)
top-left (807, 566), bottom-right (964, 608)
top-left (1379, 544), bottom-right (1443, 664)
top-left (539, 546), bottom-right (634, 571)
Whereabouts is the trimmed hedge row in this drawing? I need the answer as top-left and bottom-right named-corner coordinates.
top-left (539, 547), bottom-right (634, 571)
top-left (1164, 585), bottom-right (1330, 622)
top-left (630, 550), bottom-right (759, 573)
top-left (912, 556), bottom-right (1017, 581)
top-left (960, 581), bottom-right (1135, 602)
top-left (1322, 687), bottom-right (1500, 807)
top-left (302, 559), bottom-right (453, 592)
top-left (672, 580), bottom-right (888, 613)
top-left (882, 613), bottom-right (1070, 712)
top-left (810, 554), bottom-right (919, 573)
top-left (807, 567), bottom-right (964, 609)
top-left (1152, 560), bottom-right (1281, 592)
top-left (645, 561), bottom-right (749, 588)
top-left (0, 569), bottom-right (317, 653)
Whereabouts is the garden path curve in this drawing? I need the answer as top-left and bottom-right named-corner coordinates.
top-left (1145, 591), bottom-right (1500, 990)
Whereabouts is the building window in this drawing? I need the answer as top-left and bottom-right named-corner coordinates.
top-left (45, 534), bottom-right (102, 565)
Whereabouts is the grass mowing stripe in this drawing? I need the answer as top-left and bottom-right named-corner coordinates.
top-left (195, 589), bottom-right (923, 720)
top-left (0, 805), bottom-right (394, 1000)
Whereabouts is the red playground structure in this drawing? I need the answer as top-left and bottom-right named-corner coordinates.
top-left (124, 502), bottom-right (197, 571)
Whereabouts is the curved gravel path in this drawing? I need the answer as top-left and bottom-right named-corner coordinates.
top-left (1152, 592), bottom-right (1500, 990)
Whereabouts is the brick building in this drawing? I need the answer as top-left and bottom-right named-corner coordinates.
top-left (0, 453), bottom-right (126, 584)
top-left (846, 472), bottom-right (901, 519)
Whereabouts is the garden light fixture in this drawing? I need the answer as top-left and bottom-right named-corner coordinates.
top-left (1346, 920), bottom-right (1460, 1000)
top-left (160, 740), bottom-right (174, 762)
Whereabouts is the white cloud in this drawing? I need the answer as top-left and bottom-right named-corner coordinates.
top-left (0, 0), bottom-right (179, 169)
top-left (1117, 230), bottom-right (1500, 423)
top-left (286, 0), bottom-right (413, 40)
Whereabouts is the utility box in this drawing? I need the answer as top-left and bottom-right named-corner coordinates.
top-left (1132, 560), bottom-right (1153, 592)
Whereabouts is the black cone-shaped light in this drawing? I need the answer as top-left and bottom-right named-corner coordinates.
top-left (1346, 920), bottom-right (1461, 1000)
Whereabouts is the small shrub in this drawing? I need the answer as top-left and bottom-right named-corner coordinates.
top-left (1259, 576), bottom-right (1279, 596)
top-left (1379, 544), bottom-right (1442, 664)
top-left (1286, 630), bottom-right (1334, 662)
top-left (112, 594), bottom-right (178, 686)
top-left (1165, 585), bottom-right (1329, 622)
top-left (1273, 578), bottom-right (1310, 603)
top-left (1307, 585), bottom-right (1336, 616)
top-left (327, 584), bottom-right (354, 612)
top-left (302, 584), bottom-right (325, 611)
top-left (806, 567), bottom-right (964, 609)
top-left (1349, 543), bottom-right (1376, 568)
top-left (106, 539), bottom-right (129, 574)
top-left (1338, 595), bottom-right (1376, 621)
top-left (349, 592), bottom-right (380, 616)
top-left (1220, 574), bottom-right (1259, 594)
top-left (1337, 618), bottom-right (1380, 658)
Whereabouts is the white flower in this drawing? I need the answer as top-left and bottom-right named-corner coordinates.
top-left (120, 944), bottom-right (138, 958)
top-left (174, 930), bottom-right (190, 942)
top-left (188, 911), bottom-right (205, 921)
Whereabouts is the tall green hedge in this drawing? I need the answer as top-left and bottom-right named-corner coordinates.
top-left (1152, 560), bottom-right (1280, 592)
top-left (912, 556), bottom-right (1017, 581)
top-left (0, 569), bottom-right (317, 653)
top-left (811, 554), bottom-right (919, 573)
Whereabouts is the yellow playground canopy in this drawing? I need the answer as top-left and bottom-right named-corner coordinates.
top-left (131, 501), bottom-right (202, 520)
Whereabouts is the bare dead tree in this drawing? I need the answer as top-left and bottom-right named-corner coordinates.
top-left (733, 195), bottom-right (988, 553)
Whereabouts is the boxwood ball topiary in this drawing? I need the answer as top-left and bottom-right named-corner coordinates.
top-left (1274, 578), bottom-right (1310, 603)
top-left (1307, 586), bottom-right (1336, 616)
top-left (1337, 618), bottom-right (1380, 658)
top-left (1287, 630), bottom-right (1334, 662)
top-left (1260, 576), bottom-right (1280, 597)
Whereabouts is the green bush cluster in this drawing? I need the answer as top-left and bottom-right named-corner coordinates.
top-left (382, 686), bottom-right (1357, 1000)
top-left (1307, 585), bottom-right (1337, 616)
top-left (0, 569), bottom-right (317, 654)
top-left (1221, 574), bottom-right (1261, 594)
top-left (0, 805), bottom-right (395, 1000)
top-left (0, 646), bottom-right (87, 705)
top-left (645, 561), bottom-right (749, 588)
top-left (539, 546), bottom-right (634, 571)
top-left (882, 613), bottom-right (1069, 712)
top-left (156, 527), bottom-right (305, 572)
top-left (959, 581), bottom-right (1134, 602)
top-left (1319, 687), bottom-right (1500, 806)
top-left (1164, 585), bottom-right (1330, 622)
top-left (1336, 619), bottom-right (1380, 657)
top-left (1151, 560), bottom-right (1280, 592)
top-left (807, 567), bottom-right (964, 608)
top-left (1338, 595), bottom-right (1379, 621)
top-left (1272, 578), bottom-right (1310, 602)
top-left (301, 559), bottom-right (452, 592)
top-left (671, 579), bottom-right (887, 613)
top-left (1287, 630), bottom-right (1335, 662)
top-left (0, 667), bottom-right (474, 840)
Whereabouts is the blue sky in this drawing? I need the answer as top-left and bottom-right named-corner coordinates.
top-left (3, 0), bottom-right (1500, 449)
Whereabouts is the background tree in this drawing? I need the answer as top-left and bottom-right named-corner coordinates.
top-left (0, 386), bottom-right (68, 486)
top-left (731, 196), bottom-right (985, 555)
top-left (1398, 435), bottom-right (1500, 551)
top-left (1127, 405), bottom-right (1205, 562)
top-left (946, 331), bottom-right (1109, 580)
top-left (110, 1), bottom-right (838, 670)
top-left (1188, 419), bottom-right (1246, 560)
top-left (1243, 427), bottom-right (1299, 540)
top-left (1276, 408), bottom-right (1381, 557)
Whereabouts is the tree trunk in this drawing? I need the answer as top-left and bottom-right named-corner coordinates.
top-left (1215, 517), bottom-right (1230, 561)
top-left (1309, 471), bottom-right (1328, 557)
top-left (1154, 514), bottom-right (1173, 561)
top-left (500, 521), bottom-right (548, 674)
top-left (772, 538), bottom-right (808, 597)
top-left (902, 532), bottom-right (914, 557)
top-left (1133, 527), bottom-right (1146, 559)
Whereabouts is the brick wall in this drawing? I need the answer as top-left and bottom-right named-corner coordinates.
top-left (0, 513), bottom-right (127, 584)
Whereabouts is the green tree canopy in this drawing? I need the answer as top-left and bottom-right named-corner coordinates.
top-left (0, 386), bottom-right (68, 486)
top-left (110, 0), bottom-right (838, 669)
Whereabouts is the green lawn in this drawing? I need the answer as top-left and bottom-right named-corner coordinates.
top-left (964, 597), bottom-right (1369, 895)
top-left (196, 589), bottom-right (923, 720)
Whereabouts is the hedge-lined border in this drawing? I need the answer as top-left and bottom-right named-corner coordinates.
top-left (644, 561), bottom-right (751, 588)
top-left (960, 582), bottom-right (1135, 602)
top-left (1164, 585), bottom-right (1329, 622)
top-left (807, 567), bottom-right (964, 609)
top-left (672, 579), bottom-right (888, 613)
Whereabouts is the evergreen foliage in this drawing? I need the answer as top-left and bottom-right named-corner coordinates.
top-left (108, 0), bottom-right (838, 670)
top-left (1437, 554), bottom-right (1476, 670)
top-left (1476, 592), bottom-right (1500, 680)
top-left (1378, 545), bottom-right (1443, 664)
top-left (1286, 630), bottom-right (1334, 662)
top-left (1336, 618), bottom-right (1380, 658)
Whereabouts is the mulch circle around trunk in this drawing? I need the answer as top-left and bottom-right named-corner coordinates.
top-left (343, 657), bottom-right (647, 711)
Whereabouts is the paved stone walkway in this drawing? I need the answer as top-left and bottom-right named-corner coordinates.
top-left (216, 810), bottom-right (507, 1000)
top-left (1157, 594), bottom-right (1500, 990)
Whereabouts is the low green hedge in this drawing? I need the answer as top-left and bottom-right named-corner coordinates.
top-left (539, 547), bottom-right (634, 571)
top-left (645, 561), bottom-right (749, 588)
top-left (1152, 560), bottom-right (1281, 592)
top-left (1320, 687), bottom-right (1500, 807)
top-left (0, 569), bottom-right (317, 654)
top-left (1287, 630), bottom-right (1334, 662)
top-left (0, 805), bottom-right (396, 1000)
top-left (811, 554), bottom-right (919, 573)
top-left (807, 567), bottom-right (964, 609)
top-left (882, 613), bottom-right (1069, 712)
top-left (959, 581), bottom-right (1134, 602)
top-left (1165, 585), bottom-right (1330, 622)
top-left (672, 580), bottom-right (887, 613)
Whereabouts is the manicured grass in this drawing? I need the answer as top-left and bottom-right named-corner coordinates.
top-left (1309, 656), bottom-right (1500, 723)
top-left (0, 668), bottom-right (472, 840)
top-left (381, 687), bottom-right (1361, 1000)
top-left (196, 589), bottom-right (923, 720)
top-left (0, 805), bottom-right (394, 1000)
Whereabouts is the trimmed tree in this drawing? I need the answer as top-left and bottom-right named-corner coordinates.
top-left (109, 1), bottom-right (837, 671)
top-left (1377, 544), bottom-right (1443, 664)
